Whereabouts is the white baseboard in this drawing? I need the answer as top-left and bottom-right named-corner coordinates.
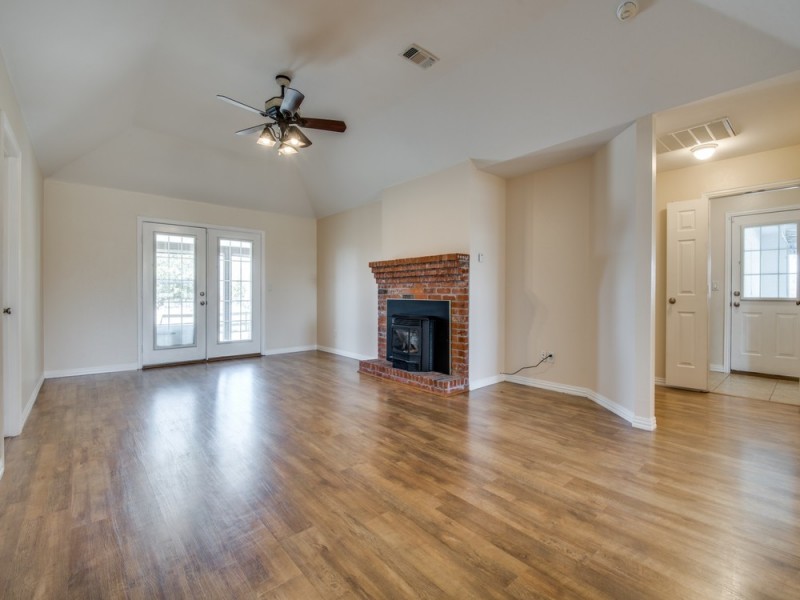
top-left (317, 346), bottom-right (373, 361)
top-left (709, 364), bottom-right (725, 373)
top-left (0, 456), bottom-right (4, 481)
top-left (44, 363), bottom-right (139, 379)
top-left (505, 374), bottom-right (656, 431)
top-left (19, 374), bottom-right (44, 433)
top-left (470, 375), bottom-right (504, 391)
top-left (262, 345), bottom-right (318, 356)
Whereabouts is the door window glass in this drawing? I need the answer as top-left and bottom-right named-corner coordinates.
top-left (154, 233), bottom-right (197, 348)
top-left (218, 239), bottom-right (253, 342)
top-left (742, 223), bottom-right (797, 299)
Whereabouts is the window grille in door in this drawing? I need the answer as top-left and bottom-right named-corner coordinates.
top-left (741, 223), bottom-right (797, 299)
top-left (154, 233), bottom-right (197, 348)
top-left (218, 239), bottom-right (253, 343)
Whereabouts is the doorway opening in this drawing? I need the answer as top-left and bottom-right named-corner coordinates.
top-left (727, 206), bottom-right (800, 378)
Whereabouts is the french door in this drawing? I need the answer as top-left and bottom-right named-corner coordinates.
top-left (142, 222), bottom-right (261, 366)
top-left (730, 210), bottom-right (799, 377)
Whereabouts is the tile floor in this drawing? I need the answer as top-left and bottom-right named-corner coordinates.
top-left (707, 371), bottom-right (800, 405)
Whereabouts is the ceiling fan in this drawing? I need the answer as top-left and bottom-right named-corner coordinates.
top-left (217, 74), bottom-right (346, 155)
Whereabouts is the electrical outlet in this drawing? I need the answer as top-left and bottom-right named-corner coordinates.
top-left (540, 351), bottom-right (554, 362)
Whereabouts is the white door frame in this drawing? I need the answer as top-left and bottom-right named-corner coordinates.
top-left (702, 179), bottom-right (800, 373)
top-left (1, 112), bottom-right (22, 437)
top-left (137, 217), bottom-right (266, 368)
top-left (722, 198), bottom-right (800, 374)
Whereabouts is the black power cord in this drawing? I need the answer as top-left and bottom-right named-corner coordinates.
top-left (502, 353), bottom-right (553, 376)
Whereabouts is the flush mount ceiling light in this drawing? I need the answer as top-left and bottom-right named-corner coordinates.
top-left (617, 0), bottom-right (639, 21)
top-left (691, 143), bottom-right (718, 160)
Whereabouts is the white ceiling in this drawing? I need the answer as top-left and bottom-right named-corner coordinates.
top-left (1, 0), bottom-right (800, 218)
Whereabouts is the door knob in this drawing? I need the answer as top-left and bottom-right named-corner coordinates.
top-left (733, 301), bottom-right (740, 307)
top-left (2, 307), bottom-right (10, 315)
top-left (668, 297), bottom-right (676, 304)
top-left (796, 300), bottom-right (800, 306)
top-left (733, 291), bottom-right (740, 297)
top-left (200, 301), bottom-right (206, 306)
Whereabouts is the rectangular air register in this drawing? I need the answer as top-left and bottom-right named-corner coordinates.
top-left (657, 118), bottom-right (736, 154)
top-left (401, 44), bottom-right (438, 69)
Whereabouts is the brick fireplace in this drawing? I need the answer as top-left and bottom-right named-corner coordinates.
top-left (358, 253), bottom-right (469, 395)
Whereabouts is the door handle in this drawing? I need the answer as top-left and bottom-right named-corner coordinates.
top-left (796, 300), bottom-right (800, 306)
top-left (733, 301), bottom-right (740, 308)
top-left (200, 301), bottom-right (206, 306)
top-left (733, 291), bottom-right (740, 297)
top-left (668, 297), bottom-right (676, 304)
top-left (2, 307), bottom-right (10, 315)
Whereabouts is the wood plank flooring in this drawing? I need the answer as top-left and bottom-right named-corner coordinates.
top-left (1, 351), bottom-right (798, 598)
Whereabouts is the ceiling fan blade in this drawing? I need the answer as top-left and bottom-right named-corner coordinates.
top-left (216, 95), bottom-right (266, 116)
top-left (280, 88), bottom-right (305, 116)
top-left (296, 117), bottom-right (347, 133)
top-left (235, 123), bottom-right (269, 135)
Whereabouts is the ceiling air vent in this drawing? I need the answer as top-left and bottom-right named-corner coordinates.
top-left (657, 117), bottom-right (736, 154)
top-left (400, 44), bottom-right (438, 69)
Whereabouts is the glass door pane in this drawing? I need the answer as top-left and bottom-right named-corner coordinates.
top-left (142, 223), bottom-right (207, 366)
top-left (207, 229), bottom-right (261, 359)
top-left (741, 222), bottom-right (798, 299)
top-left (155, 233), bottom-right (198, 348)
top-left (218, 239), bottom-right (253, 343)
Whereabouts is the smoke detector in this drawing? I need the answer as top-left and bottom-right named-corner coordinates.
top-left (617, 1), bottom-right (639, 21)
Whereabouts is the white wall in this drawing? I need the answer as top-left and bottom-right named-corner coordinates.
top-left (468, 168), bottom-right (506, 385)
top-left (317, 202), bottom-right (381, 359)
top-left (0, 50), bottom-right (44, 455)
top-left (656, 144), bottom-right (800, 376)
top-left (505, 158), bottom-right (595, 390)
top-left (43, 180), bottom-right (317, 375)
top-left (592, 119), bottom-right (656, 429)
top-left (380, 162), bottom-right (473, 259)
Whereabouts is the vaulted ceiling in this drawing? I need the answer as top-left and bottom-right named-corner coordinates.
top-left (1, 0), bottom-right (799, 218)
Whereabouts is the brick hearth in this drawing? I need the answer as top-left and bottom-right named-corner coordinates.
top-left (358, 253), bottom-right (469, 395)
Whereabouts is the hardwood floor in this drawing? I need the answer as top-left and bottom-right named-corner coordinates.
top-left (1, 351), bottom-right (798, 599)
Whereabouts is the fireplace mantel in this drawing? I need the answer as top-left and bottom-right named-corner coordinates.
top-left (358, 254), bottom-right (469, 395)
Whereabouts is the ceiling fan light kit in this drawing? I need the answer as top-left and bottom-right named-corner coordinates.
top-left (218, 74), bottom-right (346, 156)
top-left (256, 126), bottom-right (277, 147)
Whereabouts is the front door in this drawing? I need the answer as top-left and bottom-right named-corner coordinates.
top-left (142, 222), bottom-right (261, 366)
top-left (730, 210), bottom-right (800, 377)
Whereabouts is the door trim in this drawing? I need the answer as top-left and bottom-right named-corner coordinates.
top-left (137, 217), bottom-right (265, 368)
top-left (1, 112), bottom-right (22, 437)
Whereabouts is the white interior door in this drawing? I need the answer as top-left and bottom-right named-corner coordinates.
top-left (730, 210), bottom-right (800, 377)
top-left (142, 222), bottom-right (262, 366)
top-left (666, 198), bottom-right (709, 390)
